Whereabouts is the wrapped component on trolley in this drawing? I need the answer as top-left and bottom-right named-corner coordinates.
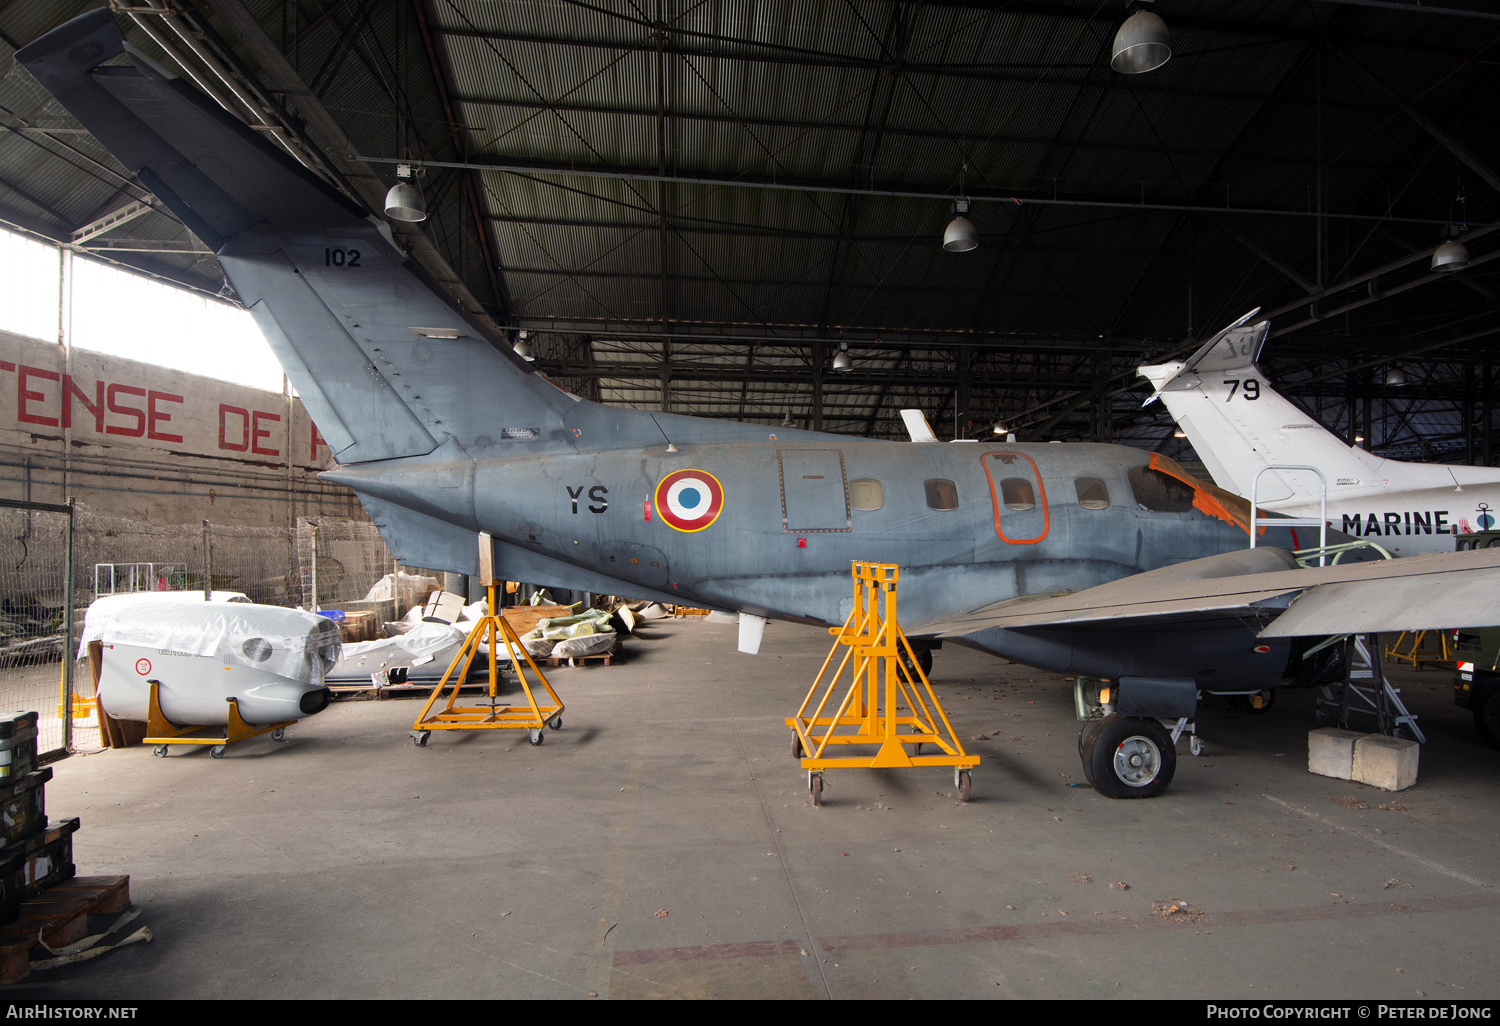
top-left (90, 600), bottom-right (341, 726)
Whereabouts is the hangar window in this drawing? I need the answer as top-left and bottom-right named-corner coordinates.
top-left (850, 478), bottom-right (884, 511)
top-left (1128, 465), bottom-right (1195, 513)
top-left (925, 479), bottom-right (959, 510)
top-left (1000, 478), bottom-right (1035, 511)
top-left (1074, 478), bottom-right (1109, 510)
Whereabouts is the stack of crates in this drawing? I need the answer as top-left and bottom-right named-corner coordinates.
top-left (0, 712), bottom-right (78, 925)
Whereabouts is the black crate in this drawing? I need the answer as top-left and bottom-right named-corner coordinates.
top-left (0, 817), bottom-right (77, 927)
top-left (0, 713), bottom-right (39, 788)
top-left (0, 768), bottom-right (50, 848)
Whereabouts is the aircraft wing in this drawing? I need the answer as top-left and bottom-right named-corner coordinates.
top-left (929, 546), bottom-right (1500, 639)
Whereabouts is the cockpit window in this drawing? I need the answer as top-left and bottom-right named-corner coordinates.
top-left (1000, 478), bottom-right (1035, 510)
top-left (1075, 478), bottom-right (1109, 510)
top-left (850, 478), bottom-right (884, 511)
top-left (925, 479), bottom-right (959, 510)
top-left (1128, 466), bottom-right (1194, 512)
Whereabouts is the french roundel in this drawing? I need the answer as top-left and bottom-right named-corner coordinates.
top-left (654, 469), bottom-right (725, 532)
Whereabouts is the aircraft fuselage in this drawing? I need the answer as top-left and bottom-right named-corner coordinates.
top-left (332, 435), bottom-right (1304, 688)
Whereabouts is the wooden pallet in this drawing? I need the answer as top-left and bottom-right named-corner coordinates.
top-left (501, 605), bottom-right (576, 637)
top-left (0, 875), bottom-right (129, 984)
top-left (543, 651), bottom-right (619, 668)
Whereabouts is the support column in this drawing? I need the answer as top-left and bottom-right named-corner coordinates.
top-left (1484, 359), bottom-right (1492, 466)
top-left (1360, 368), bottom-right (1372, 449)
top-left (955, 349), bottom-right (971, 440)
top-left (1465, 361), bottom-right (1476, 465)
top-left (58, 248), bottom-right (72, 503)
top-left (812, 341), bottom-right (825, 433)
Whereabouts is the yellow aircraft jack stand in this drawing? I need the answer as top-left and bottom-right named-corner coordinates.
top-left (409, 581), bottom-right (564, 747)
top-left (786, 561), bottom-right (979, 806)
top-left (143, 682), bottom-right (294, 758)
top-left (1384, 629), bottom-right (1456, 670)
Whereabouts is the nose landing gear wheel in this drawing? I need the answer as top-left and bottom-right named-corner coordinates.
top-left (1080, 715), bottom-right (1176, 799)
top-left (528, 728), bottom-right (544, 746)
top-left (809, 772), bottom-right (823, 806)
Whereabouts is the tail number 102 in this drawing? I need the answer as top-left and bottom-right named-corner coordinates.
top-left (1223, 378), bottom-right (1260, 401)
top-left (324, 247), bottom-right (361, 267)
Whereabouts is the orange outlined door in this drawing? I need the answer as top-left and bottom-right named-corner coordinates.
top-left (982, 452), bottom-right (1049, 544)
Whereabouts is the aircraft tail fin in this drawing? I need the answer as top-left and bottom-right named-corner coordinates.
top-left (1138, 314), bottom-right (1381, 505)
top-left (19, 10), bottom-right (569, 465)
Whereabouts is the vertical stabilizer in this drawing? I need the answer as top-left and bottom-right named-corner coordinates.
top-left (18, 9), bottom-right (572, 465)
top-left (1139, 318), bottom-right (1381, 505)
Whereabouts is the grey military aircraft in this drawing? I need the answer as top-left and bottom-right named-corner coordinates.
top-left (25, 9), bottom-right (1500, 799)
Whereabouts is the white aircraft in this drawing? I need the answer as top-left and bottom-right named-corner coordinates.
top-left (1139, 311), bottom-right (1500, 556)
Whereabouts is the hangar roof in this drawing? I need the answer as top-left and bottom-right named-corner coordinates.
top-left (0, 1), bottom-right (1496, 457)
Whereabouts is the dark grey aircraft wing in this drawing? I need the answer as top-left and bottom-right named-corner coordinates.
top-left (931, 546), bottom-right (1500, 640)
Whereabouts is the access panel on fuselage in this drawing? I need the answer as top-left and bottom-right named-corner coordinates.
top-left (982, 451), bottom-right (1050, 544)
top-left (778, 449), bottom-right (852, 533)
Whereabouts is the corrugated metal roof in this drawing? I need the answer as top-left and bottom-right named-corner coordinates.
top-left (0, 1), bottom-right (1494, 443)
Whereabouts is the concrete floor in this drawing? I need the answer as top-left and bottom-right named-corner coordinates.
top-left (12, 617), bottom-right (1500, 999)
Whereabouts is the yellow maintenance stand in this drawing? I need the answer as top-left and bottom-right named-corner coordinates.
top-left (787, 561), bottom-right (978, 806)
top-left (1384, 629), bottom-right (1457, 670)
top-left (410, 533), bottom-right (564, 747)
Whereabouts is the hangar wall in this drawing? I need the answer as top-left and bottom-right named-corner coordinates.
top-left (0, 328), bottom-right (362, 527)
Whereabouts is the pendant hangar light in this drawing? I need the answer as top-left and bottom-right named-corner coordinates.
top-left (384, 163), bottom-right (427, 222)
top-left (943, 199), bottom-right (978, 252)
top-left (943, 163), bottom-right (978, 252)
top-left (832, 341), bottom-right (853, 372)
top-left (1385, 367), bottom-right (1408, 387)
top-left (1432, 188), bottom-right (1469, 272)
top-left (1111, 1), bottom-right (1172, 75)
top-left (512, 329), bottom-right (535, 362)
top-left (1432, 225), bottom-right (1469, 272)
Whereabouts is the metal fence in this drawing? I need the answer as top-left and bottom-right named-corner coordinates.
top-left (0, 499), bottom-right (75, 758)
top-left (0, 502), bottom-right (442, 755)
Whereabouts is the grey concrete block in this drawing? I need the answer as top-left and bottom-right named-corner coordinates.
top-left (1353, 734), bottom-right (1420, 792)
top-left (1308, 727), bottom-right (1364, 780)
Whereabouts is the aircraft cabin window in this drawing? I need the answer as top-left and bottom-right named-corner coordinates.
top-left (925, 479), bottom-right (959, 511)
top-left (1075, 478), bottom-right (1109, 510)
top-left (1128, 465), bottom-right (1195, 513)
top-left (850, 478), bottom-right (884, 511)
top-left (1000, 478), bottom-right (1035, 511)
